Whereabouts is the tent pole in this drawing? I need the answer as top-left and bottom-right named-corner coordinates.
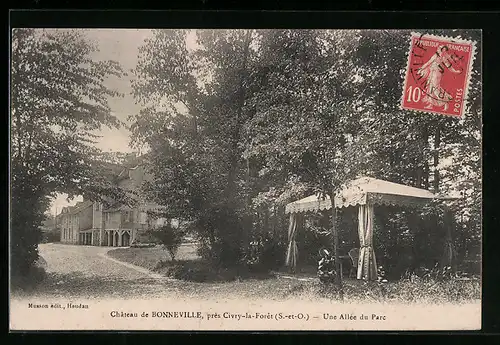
top-left (285, 213), bottom-right (298, 273)
top-left (328, 192), bottom-right (343, 290)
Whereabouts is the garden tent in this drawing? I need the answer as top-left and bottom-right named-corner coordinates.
top-left (284, 176), bottom-right (457, 280)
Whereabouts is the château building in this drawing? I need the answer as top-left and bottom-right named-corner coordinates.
top-left (58, 158), bottom-right (169, 247)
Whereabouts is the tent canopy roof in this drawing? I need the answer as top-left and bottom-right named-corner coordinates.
top-left (285, 177), bottom-right (457, 214)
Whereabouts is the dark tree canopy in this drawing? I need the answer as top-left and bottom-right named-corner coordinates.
top-left (129, 29), bottom-right (481, 276)
top-left (11, 29), bottom-right (127, 279)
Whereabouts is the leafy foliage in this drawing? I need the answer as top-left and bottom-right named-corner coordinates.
top-left (10, 29), bottom-right (125, 281)
top-left (131, 30), bottom-right (259, 268)
top-left (130, 29), bottom-right (481, 277)
top-left (149, 222), bottom-right (185, 261)
top-left (354, 29), bottom-right (482, 272)
top-left (318, 249), bottom-right (338, 284)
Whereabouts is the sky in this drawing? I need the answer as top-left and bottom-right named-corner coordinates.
top-left (50, 29), bottom-right (155, 215)
top-left (86, 29), bottom-right (153, 153)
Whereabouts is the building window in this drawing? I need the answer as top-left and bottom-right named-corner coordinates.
top-left (123, 210), bottom-right (134, 223)
top-left (138, 212), bottom-right (147, 225)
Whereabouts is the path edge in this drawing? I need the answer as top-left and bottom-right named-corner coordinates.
top-left (100, 250), bottom-right (177, 281)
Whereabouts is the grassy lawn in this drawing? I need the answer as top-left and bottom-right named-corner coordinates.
top-left (107, 245), bottom-right (481, 304)
top-left (108, 244), bottom-right (274, 282)
top-left (107, 244), bottom-right (311, 300)
top-left (108, 243), bottom-right (200, 271)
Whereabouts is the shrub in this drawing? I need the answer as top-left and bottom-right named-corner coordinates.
top-left (149, 223), bottom-right (185, 261)
top-left (245, 233), bottom-right (287, 271)
top-left (41, 229), bottom-right (60, 243)
top-left (195, 206), bottom-right (245, 268)
top-left (133, 230), bottom-right (160, 245)
top-left (10, 182), bottom-right (46, 280)
top-left (298, 224), bottom-right (330, 266)
top-left (317, 249), bottom-right (338, 285)
top-left (11, 265), bottom-right (47, 291)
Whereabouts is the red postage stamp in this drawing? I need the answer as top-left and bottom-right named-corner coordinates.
top-left (401, 32), bottom-right (477, 118)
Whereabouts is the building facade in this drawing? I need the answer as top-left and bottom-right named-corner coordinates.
top-left (59, 200), bottom-right (94, 244)
top-left (57, 160), bottom-right (168, 247)
top-left (100, 164), bottom-right (170, 247)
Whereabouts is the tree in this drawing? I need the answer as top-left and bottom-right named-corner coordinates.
top-left (354, 29), bottom-right (482, 270)
top-left (131, 29), bottom-right (260, 268)
top-left (245, 29), bottom-right (482, 281)
top-left (150, 222), bottom-right (185, 261)
top-left (130, 29), bottom-right (482, 281)
top-left (10, 29), bottom-right (125, 280)
top-left (244, 30), bottom-right (367, 288)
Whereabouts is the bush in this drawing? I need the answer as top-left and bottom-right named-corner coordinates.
top-left (261, 239), bottom-right (287, 269)
top-left (245, 233), bottom-right (287, 271)
top-left (41, 229), bottom-right (60, 243)
top-left (298, 224), bottom-right (330, 266)
top-left (10, 180), bottom-right (47, 279)
top-left (317, 249), bottom-right (337, 285)
top-left (195, 206), bottom-right (245, 268)
top-left (149, 223), bottom-right (185, 261)
top-left (133, 230), bottom-right (161, 245)
top-left (401, 263), bottom-right (474, 282)
top-left (168, 264), bottom-right (211, 282)
top-left (11, 265), bottom-right (47, 291)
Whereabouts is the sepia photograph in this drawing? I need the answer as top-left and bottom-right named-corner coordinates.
top-left (9, 28), bottom-right (481, 331)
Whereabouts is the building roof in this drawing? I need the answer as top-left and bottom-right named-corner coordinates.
top-left (116, 153), bottom-right (151, 180)
top-left (285, 176), bottom-right (458, 214)
top-left (57, 200), bottom-right (93, 217)
top-left (56, 153), bottom-right (153, 217)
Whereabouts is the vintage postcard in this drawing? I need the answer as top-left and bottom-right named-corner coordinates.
top-left (9, 28), bottom-right (481, 331)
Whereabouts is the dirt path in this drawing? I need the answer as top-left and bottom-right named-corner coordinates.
top-left (11, 243), bottom-right (185, 300)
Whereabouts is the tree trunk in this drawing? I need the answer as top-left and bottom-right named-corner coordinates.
top-left (224, 30), bottom-right (253, 259)
top-left (263, 206), bottom-right (269, 234)
top-left (12, 34), bottom-right (25, 163)
top-left (244, 155), bottom-right (253, 255)
top-left (441, 207), bottom-right (455, 270)
top-left (416, 124), bottom-right (429, 189)
top-left (433, 124), bottom-right (441, 193)
top-left (99, 204), bottom-right (105, 246)
top-left (225, 30), bottom-right (252, 200)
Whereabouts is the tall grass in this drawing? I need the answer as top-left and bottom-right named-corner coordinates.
top-left (287, 276), bottom-right (481, 304)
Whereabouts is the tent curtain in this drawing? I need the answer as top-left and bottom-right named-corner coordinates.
top-left (357, 203), bottom-right (378, 280)
top-left (285, 213), bottom-right (298, 272)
